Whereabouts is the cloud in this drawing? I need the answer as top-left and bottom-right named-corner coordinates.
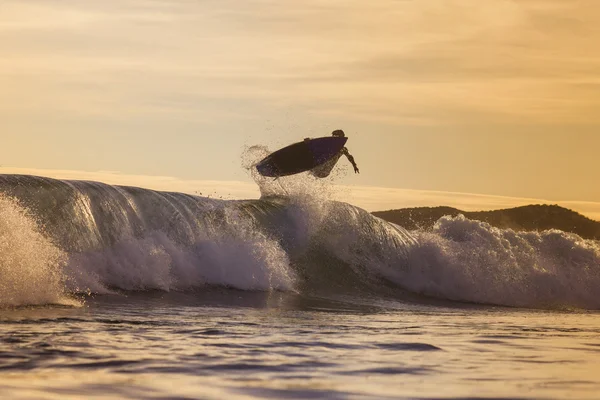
top-left (1, 0), bottom-right (599, 207)
top-left (4, 0), bottom-right (600, 126)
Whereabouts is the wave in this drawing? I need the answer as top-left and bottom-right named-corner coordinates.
top-left (0, 174), bottom-right (599, 310)
top-left (401, 215), bottom-right (600, 309)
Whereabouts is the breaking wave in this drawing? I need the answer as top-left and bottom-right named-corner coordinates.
top-left (0, 174), bottom-right (599, 310)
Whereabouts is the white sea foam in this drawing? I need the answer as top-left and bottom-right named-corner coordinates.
top-left (398, 215), bottom-right (600, 309)
top-left (314, 205), bottom-right (600, 309)
top-left (2, 174), bottom-right (599, 310)
top-left (0, 195), bottom-right (73, 307)
top-left (66, 207), bottom-right (296, 293)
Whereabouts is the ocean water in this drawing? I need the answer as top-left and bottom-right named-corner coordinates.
top-left (1, 174), bottom-right (600, 399)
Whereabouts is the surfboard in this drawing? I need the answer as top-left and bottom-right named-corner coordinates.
top-left (256, 136), bottom-right (348, 177)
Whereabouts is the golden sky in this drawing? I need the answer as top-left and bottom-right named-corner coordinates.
top-left (1, 1), bottom-right (599, 216)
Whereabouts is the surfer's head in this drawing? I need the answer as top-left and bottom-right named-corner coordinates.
top-left (332, 130), bottom-right (345, 137)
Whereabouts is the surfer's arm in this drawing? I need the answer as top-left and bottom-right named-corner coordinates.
top-left (342, 148), bottom-right (359, 174)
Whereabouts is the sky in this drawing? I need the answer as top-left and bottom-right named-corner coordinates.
top-left (1, 0), bottom-right (599, 219)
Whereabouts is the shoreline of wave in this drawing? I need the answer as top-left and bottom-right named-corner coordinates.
top-left (0, 174), bottom-right (599, 311)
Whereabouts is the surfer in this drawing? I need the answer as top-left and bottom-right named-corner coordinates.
top-left (255, 130), bottom-right (359, 178)
top-left (310, 130), bottom-right (359, 178)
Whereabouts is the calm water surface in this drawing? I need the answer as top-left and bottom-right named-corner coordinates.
top-left (1, 292), bottom-right (599, 400)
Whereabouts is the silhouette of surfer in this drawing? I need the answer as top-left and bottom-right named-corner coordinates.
top-left (256, 129), bottom-right (359, 178)
top-left (310, 129), bottom-right (359, 178)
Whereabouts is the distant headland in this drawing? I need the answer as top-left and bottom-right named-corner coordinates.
top-left (373, 204), bottom-right (600, 240)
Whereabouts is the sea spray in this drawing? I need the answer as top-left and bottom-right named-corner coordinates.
top-left (242, 143), bottom-right (348, 202)
top-left (0, 194), bottom-right (70, 306)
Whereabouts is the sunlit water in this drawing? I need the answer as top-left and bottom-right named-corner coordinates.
top-left (1, 292), bottom-right (599, 399)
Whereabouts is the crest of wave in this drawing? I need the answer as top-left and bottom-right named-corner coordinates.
top-left (0, 195), bottom-right (72, 307)
top-left (401, 215), bottom-right (600, 309)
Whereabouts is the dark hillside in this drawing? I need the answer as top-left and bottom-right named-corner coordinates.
top-left (373, 204), bottom-right (600, 240)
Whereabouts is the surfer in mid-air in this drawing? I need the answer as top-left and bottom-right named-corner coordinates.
top-left (255, 129), bottom-right (360, 178)
top-left (310, 130), bottom-right (359, 178)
